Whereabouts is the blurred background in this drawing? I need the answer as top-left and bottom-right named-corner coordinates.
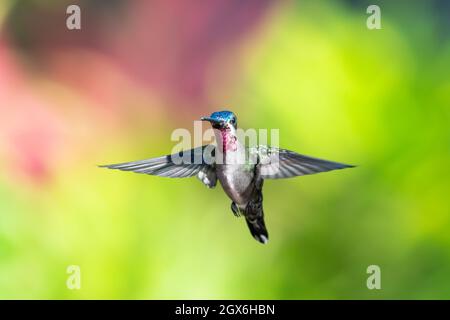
top-left (0, 0), bottom-right (449, 299)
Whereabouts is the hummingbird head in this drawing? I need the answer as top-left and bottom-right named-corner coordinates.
top-left (201, 110), bottom-right (237, 130)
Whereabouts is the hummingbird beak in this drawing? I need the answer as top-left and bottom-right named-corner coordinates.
top-left (201, 116), bottom-right (223, 125)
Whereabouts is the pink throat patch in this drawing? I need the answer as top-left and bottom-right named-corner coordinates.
top-left (220, 128), bottom-right (237, 152)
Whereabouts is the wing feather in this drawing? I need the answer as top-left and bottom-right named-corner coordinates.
top-left (100, 145), bottom-right (215, 178)
top-left (256, 147), bottom-right (354, 179)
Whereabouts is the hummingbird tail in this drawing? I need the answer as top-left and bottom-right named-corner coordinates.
top-left (242, 188), bottom-right (268, 244)
top-left (245, 216), bottom-right (268, 244)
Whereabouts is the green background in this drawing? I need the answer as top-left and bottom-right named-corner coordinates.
top-left (0, 0), bottom-right (449, 299)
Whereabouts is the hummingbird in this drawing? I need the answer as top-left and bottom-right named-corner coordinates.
top-left (101, 110), bottom-right (354, 244)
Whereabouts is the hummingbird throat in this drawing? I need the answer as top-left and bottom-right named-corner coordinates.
top-left (218, 128), bottom-right (238, 153)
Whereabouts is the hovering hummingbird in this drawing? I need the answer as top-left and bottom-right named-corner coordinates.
top-left (101, 110), bottom-right (354, 244)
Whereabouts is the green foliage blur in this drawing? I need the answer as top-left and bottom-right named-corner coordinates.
top-left (0, 0), bottom-right (449, 299)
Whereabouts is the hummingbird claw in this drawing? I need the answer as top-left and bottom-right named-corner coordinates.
top-left (231, 202), bottom-right (241, 217)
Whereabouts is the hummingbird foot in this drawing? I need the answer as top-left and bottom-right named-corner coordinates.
top-left (231, 202), bottom-right (241, 217)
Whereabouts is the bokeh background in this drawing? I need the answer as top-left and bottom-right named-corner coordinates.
top-left (0, 0), bottom-right (449, 299)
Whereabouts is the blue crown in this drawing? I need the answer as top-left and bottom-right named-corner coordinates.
top-left (210, 110), bottom-right (236, 122)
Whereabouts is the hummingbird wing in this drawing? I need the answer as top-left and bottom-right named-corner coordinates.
top-left (254, 146), bottom-right (354, 179)
top-left (100, 145), bottom-right (216, 179)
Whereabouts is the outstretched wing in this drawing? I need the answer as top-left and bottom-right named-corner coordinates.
top-left (100, 145), bottom-right (216, 179)
top-left (253, 146), bottom-right (354, 179)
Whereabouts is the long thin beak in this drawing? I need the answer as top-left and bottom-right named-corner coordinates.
top-left (201, 116), bottom-right (222, 124)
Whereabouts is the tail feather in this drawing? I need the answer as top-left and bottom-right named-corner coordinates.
top-left (241, 187), bottom-right (268, 244)
top-left (246, 216), bottom-right (269, 244)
